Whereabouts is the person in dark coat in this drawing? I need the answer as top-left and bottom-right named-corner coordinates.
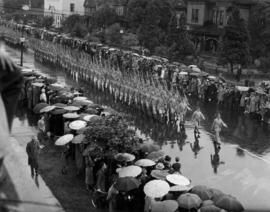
top-left (26, 136), bottom-right (41, 177)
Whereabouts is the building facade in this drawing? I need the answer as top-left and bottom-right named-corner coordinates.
top-left (186, 0), bottom-right (256, 53)
top-left (44, 0), bottom-right (85, 28)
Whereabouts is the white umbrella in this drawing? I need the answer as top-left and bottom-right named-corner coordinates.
top-left (64, 106), bottom-right (80, 111)
top-left (40, 105), bottom-right (56, 113)
top-left (63, 113), bottom-right (80, 119)
top-left (118, 165), bottom-right (142, 178)
top-left (135, 159), bottom-right (156, 167)
top-left (144, 180), bottom-right (170, 198)
top-left (166, 174), bottom-right (191, 186)
top-left (73, 96), bottom-right (87, 101)
top-left (83, 114), bottom-right (99, 122)
top-left (69, 120), bottom-right (87, 130)
top-left (55, 134), bottom-right (74, 146)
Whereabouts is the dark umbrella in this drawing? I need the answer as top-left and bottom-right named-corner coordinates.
top-left (85, 108), bottom-right (98, 115)
top-left (190, 185), bottom-right (213, 201)
top-left (33, 103), bottom-right (49, 114)
top-left (140, 143), bottom-right (160, 153)
top-left (147, 150), bottom-right (165, 161)
top-left (54, 103), bottom-right (67, 108)
top-left (114, 177), bottom-right (141, 192)
top-left (50, 108), bottom-right (67, 115)
top-left (200, 205), bottom-right (222, 212)
top-left (215, 195), bottom-right (244, 212)
top-left (208, 188), bottom-right (225, 202)
top-left (177, 193), bottom-right (202, 210)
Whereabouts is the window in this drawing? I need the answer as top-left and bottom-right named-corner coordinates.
top-left (219, 11), bottom-right (224, 26)
top-left (70, 3), bottom-right (75, 12)
top-left (116, 6), bottom-right (124, 16)
top-left (191, 9), bottom-right (199, 23)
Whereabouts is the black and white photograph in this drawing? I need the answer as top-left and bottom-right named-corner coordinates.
top-left (0, 0), bottom-right (270, 211)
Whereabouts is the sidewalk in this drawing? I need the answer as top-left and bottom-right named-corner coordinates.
top-left (1, 114), bottom-right (64, 212)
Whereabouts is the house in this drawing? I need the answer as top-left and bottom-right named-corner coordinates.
top-left (186, 0), bottom-right (257, 53)
top-left (44, 0), bottom-right (85, 28)
top-left (84, 0), bottom-right (97, 16)
top-left (84, 0), bottom-right (128, 16)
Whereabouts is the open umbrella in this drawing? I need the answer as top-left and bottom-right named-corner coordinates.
top-left (151, 200), bottom-right (179, 212)
top-left (71, 134), bottom-right (85, 144)
top-left (151, 170), bottom-right (169, 180)
top-left (115, 153), bottom-right (135, 162)
top-left (135, 159), bottom-right (156, 167)
top-left (64, 106), bottom-right (80, 111)
top-left (85, 108), bottom-right (99, 115)
top-left (200, 205), bottom-right (222, 212)
top-left (83, 114), bottom-right (101, 122)
top-left (170, 185), bottom-right (193, 192)
top-left (49, 83), bottom-right (65, 90)
top-left (190, 185), bottom-right (213, 201)
top-left (40, 105), bottom-right (56, 113)
top-left (147, 150), bottom-right (165, 161)
top-left (54, 103), bottom-right (67, 108)
top-left (140, 143), bottom-right (160, 153)
top-left (215, 195), bottom-right (244, 212)
top-left (63, 113), bottom-right (80, 119)
top-left (117, 165), bottom-right (142, 178)
top-left (73, 96), bottom-right (87, 101)
top-left (144, 180), bottom-right (170, 198)
top-left (69, 101), bottom-right (83, 107)
top-left (166, 174), bottom-right (191, 186)
top-left (69, 120), bottom-right (87, 130)
top-left (114, 177), bottom-right (141, 192)
top-left (55, 134), bottom-right (74, 146)
top-left (202, 200), bottom-right (214, 207)
top-left (208, 188), bottom-right (225, 202)
top-left (177, 193), bottom-right (202, 209)
top-left (33, 103), bottom-right (49, 114)
top-left (51, 108), bottom-right (67, 115)
top-left (32, 82), bottom-right (44, 87)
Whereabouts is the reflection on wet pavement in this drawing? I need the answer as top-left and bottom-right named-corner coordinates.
top-left (8, 47), bottom-right (270, 211)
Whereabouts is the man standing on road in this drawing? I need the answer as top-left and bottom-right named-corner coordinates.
top-left (212, 112), bottom-right (228, 143)
top-left (26, 136), bottom-right (41, 177)
top-left (191, 106), bottom-right (205, 137)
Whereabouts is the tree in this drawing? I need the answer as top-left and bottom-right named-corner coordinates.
top-left (219, 6), bottom-right (250, 74)
top-left (136, 0), bottom-right (172, 52)
top-left (93, 5), bottom-right (118, 29)
top-left (41, 16), bottom-right (54, 29)
top-left (3, 0), bottom-right (26, 13)
top-left (71, 23), bottom-right (88, 38)
top-left (62, 14), bottom-right (82, 33)
top-left (126, 0), bottom-right (148, 31)
top-left (83, 114), bottom-right (139, 157)
top-left (167, 13), bottom-right (195, 60)
top-left (121, 33), bottom-right (139, 47)
top-left (248, 2), bottom-right (270, 59)
top-left (105, 23), bottom-right (122, 45)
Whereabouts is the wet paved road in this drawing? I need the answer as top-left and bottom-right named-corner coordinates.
top-left (8, 46), bottom-right (270, 211)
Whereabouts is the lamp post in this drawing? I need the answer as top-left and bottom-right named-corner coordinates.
top-left (20, 5), bottom-right (30, 67)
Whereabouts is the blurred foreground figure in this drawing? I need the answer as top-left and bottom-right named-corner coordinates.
top-left (0, 44), bottom-right (23, 181)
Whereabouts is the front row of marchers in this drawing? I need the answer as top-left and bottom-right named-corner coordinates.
top-left (21, 69), bottom-right (244, 212)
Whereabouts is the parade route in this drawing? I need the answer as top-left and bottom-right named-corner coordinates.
top-left (7, 45), bottom-right (270, 211)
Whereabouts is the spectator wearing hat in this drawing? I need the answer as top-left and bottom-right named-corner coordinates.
top-left (170, 157), bottom-right (181, 174)
top-left (163, 155), bottom-right (171, 170)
